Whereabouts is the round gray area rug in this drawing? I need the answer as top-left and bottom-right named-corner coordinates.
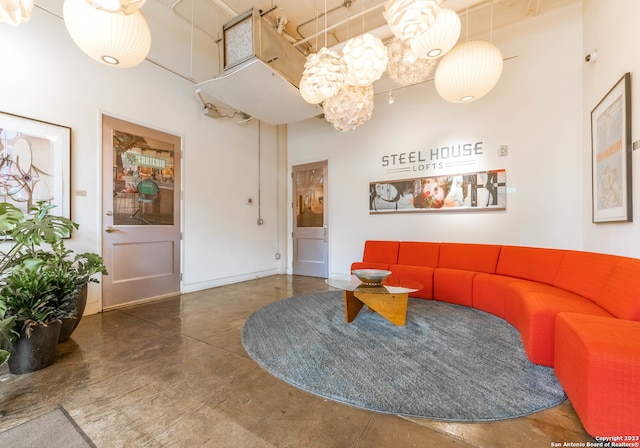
top-left (241, 291), bottom-right (566, 421)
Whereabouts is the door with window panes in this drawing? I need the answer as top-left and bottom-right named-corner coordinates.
top-left (101, 115), bottom-right (181, 309)
top-left (292, 161), bottom-right (328, 278)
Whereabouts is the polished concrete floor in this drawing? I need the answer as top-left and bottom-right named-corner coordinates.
top-left (0, 275), bottom-right (595, 447)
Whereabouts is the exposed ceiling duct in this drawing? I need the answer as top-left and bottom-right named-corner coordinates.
top-left (189, 0), bottom-right (567, 125)
top-left (195, 8), bottom-right (322, 125)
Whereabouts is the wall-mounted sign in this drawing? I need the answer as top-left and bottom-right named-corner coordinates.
top-left (381, 141), bottom-right (484, 174)
top-left (124, 151), bottom-right (166, 169)
top-left (370, 169), bottom-right (506, 213)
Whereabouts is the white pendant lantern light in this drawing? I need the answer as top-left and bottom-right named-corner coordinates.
top-left (342, 33), bottom-right (388, 87)
top-left (63, 0), bottom-right (151, 68)
top-left (323, 84), bottom-right (375, 132)
top-left (0, 0), bottom-right (34, 26)
top-left (84, 0), bottom-right (146, 15)
top-left (299, 47), bottom-right (347, 104)
top-left (386, 37), bottom-right (436, 86)
top-left (384, 0), bottom-right (443, 40)
top-left (299, 74), bottom-right (326, 105)
top-left (410, 8), bottom-right (461, 60)
top-left (434, 40), bottom-right (503, 103)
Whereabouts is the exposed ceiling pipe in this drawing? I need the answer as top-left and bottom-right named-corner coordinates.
top-left (172, 0), bottom-right (237, 21)
top-left (448, 0), bottom-right (516, 19)
top-left (295, 0), bottom-right (528, 49)
top-left (172, 0), bottom-right (217, 41)
top-left (295, 0), bottom-right (353, 38)
top-left (203, 0), bottom-right (237, 17)
top-left (170, 0), bottom-right (239, 41)
top-left (293, 2), bottom-right (385, 47)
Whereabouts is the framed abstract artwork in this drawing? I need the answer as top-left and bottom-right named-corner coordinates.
top-left (0, 111), bottom-right (71, 218)
top-left (591, 73), bottom-right (632, 223)
top-left (370, 169), bottom-right (506, 214)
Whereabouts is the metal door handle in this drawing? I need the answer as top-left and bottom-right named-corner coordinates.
top-left (105, 226), bottom-right (116, 233)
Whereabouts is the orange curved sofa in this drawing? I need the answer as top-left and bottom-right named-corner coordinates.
top-left (351, 240), bottom-right (640, 438)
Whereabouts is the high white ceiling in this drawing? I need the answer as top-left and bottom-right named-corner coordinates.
top-left (149, 0), bottom-right (577, 121)
top-left (34, 0), bottom-right (578, 84)
top-left (31, 0), bottom-right (579, 122)
top-left (165, 0), bottom-right (565, 54)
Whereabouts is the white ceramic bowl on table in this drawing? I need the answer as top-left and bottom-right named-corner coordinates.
top-left (352, 269), bottom-right (392, 285)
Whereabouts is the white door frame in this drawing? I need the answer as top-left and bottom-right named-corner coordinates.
top-left (290, 160), bottom-right (329, 278)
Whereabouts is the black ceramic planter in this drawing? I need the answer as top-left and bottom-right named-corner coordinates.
top-left (8, 321), bottom-right (62, 374)
top-left (59, 284), bottom-right (88, 343)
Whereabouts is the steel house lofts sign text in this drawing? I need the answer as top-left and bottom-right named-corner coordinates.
top-left (382, 142), bottom-right (484, 173)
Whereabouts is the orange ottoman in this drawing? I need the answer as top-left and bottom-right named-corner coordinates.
top-left (554, 313), bottom-right (640, 437)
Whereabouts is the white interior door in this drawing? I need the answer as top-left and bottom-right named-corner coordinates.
top-left (101, 115), bottom-right (181, 309)
top-left (292, 161), bottom-right (328, 278)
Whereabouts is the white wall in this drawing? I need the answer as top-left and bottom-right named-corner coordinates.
top-left (582, 0), bottom-right (640, 257)
top-left (288, 2), bottom-right (585, 276)
top-left (0, 5), bottom-right (286, 312)
top-left (6, 0), bottom-right (638, 314)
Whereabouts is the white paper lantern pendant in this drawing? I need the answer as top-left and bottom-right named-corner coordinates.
top-left (299, 47), bottom-right (347, 104)
top-left (323, 84), bottom-right (375, 132)
top-left (434, 39), bottom-right (503, 103)
top-left (342, 33), bottom-right (388, 87)
top-left (386, 37), bottom-right (435, 86)
top-left (383, 0), bottom-right (443, 40)
top-left (63, 0), bottom-right (151, 68)
top-left (409, 8), bottom-right (461, 60)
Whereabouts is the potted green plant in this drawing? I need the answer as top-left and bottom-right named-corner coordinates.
top-left (0, 301), bottom-right (17, 367)
top-left (0, 258), bottom-right (76, 373)
top-left (0, 201), bottom-right (107, 373)
top-left (53, 241), bottom-right (108, 342)
top-left (0, 202), bottom-right (23, 369)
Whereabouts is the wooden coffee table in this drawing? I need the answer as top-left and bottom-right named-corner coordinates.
top-left (327, 276), bottom-right (423, 326)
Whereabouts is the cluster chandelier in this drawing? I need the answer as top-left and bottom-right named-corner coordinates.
top-left (300, 28), bottom-right (387, 132)
top-left (329, 33), bottom-right (386, 131)
top-left (386, 37), bottom-right (435, 86)
top-left (299, 0), bottom-right (389, 132)
top-left (300, 0), bottom-right (505, 131)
